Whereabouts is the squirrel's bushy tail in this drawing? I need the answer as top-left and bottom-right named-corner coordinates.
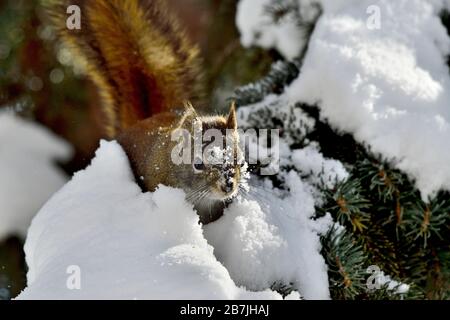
top-left (44, 0), bottom-right (204, 138)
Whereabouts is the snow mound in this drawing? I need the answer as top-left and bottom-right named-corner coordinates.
top-left (238, 0), bottom-right (450, 199)
top-left (0, 111), bottom-right (72, 241)
top-left (204, 171), bottom-right (333, 299)
top-left (16, 140), bottom-right (330, 299)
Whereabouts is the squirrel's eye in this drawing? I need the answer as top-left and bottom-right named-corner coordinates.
top-left (193, 158), bottom-right (205, 172)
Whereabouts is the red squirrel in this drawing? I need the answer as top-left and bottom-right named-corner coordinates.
top-left (45, 0), bottom-right (244, 223)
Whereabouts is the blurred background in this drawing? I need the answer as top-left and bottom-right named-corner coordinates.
top-left (0, 0), bottom-right (276, 299)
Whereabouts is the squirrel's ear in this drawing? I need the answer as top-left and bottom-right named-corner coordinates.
top-left (178, 101), bottom-right (198, 127)
top-left (183, 101), bottom-right (198, 117)
top-left (227, 101), bottom-right (237, 130)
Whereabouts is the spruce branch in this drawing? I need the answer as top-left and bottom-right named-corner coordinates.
top-left (404, 197), bottom-right (449, 248)
top-left (324, 179), bottom-right (371, 232)
top-left (321, 225), bottom-right (367, 299)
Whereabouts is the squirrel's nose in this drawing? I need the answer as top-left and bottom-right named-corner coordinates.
top-left (222, 180), bottom-right (234, 194)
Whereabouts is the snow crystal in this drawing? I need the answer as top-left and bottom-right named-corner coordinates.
top-left (0, 111), bottom-right (72, 241)
top-left (370, 269), bottom-right (410, 295)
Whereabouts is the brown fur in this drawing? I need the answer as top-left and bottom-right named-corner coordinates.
top-left (44, 0), bottom-right (204, 138)
top-left (117, 105), bottom-right (241, 224)
top-left (46, 0), bottom-right (241, 223)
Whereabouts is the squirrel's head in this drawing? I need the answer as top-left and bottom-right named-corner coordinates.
top-left (172, 102), bottom-right (245, 213)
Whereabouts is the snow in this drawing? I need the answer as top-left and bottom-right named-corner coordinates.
top-left (291, 143), bottom-right (349, 190)
top-left (237, 0), bottom-right (450, 200)
top-left (16, 140), bottom-right (334, 299)
top-left (204, 172), bottom-right (333, 299)
top-left (236, 92), bottom-right (349, 205)
top-left (0, 111), bottom-right (72, 241)
top-left (236, 0), bottom-right (320, 60)
top-left (370, 270), bottom-right (410, 295)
